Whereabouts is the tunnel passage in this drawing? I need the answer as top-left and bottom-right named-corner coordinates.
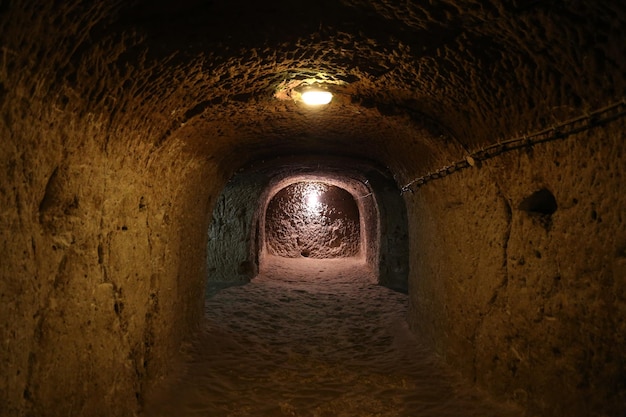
top-left (2, 1), bottom-right (625, 417)
top-left (265, 182), bottom-right (361, 259)
top-left (206, 156), bottom-right (408, 291)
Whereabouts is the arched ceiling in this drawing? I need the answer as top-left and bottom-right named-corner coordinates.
top-left (4, 0), bottom-right (625, 183)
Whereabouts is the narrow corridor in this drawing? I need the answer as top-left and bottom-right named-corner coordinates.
top-left (145, 257), bottom-right (521, 417)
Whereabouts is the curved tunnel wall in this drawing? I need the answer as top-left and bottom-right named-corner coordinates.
top-left (0, 91), bottom-right (218, 416)
top-left (1, 1), bottom-right (625, 417)
top-left (407, 121), bottom-right (626, 416)
top-left (206, 172), bottom-right (268, 283)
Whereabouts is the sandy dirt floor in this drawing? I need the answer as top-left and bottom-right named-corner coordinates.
top-left (144, 256), bottom-right (521, 417)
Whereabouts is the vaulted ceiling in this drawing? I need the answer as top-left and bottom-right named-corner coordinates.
top-left (5, 0), bottom-right (625, 183)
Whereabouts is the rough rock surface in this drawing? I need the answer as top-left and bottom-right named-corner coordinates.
top-left (407, 120), bottom-right (626, 417)
top-left (207, 173), bottom-right (267, 283)
top-left (265, 182), bottom-right (361, 259)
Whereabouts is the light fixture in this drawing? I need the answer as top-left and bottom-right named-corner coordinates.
top-left (301, 90), bottom-right (333, 106)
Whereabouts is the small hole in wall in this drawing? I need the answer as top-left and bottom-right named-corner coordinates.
top-left (518, 188), bottom-right (558, 215)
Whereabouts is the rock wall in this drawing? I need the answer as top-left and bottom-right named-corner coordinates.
top-left (265, 182), bottom-right (361, 259)
top-left (207, 175), bottom-right (265, 284)
top-left (0, 96), bottom-right (216, 416)
top-left (406, 120), bottom-right (626, 416)
top-left (0, 4), bottom-right (219, 415)
top-left (369, 172), bottom-right (409, 292)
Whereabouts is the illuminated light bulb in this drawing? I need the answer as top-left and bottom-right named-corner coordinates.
top-left (301, 90), bottom-right (333, 106)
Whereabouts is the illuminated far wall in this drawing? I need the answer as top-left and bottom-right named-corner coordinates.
top-left (264, 181), bottom-right (361, 259)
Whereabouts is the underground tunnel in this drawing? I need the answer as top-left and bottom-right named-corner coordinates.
top-left (1, 1), bottom-right (625, 417)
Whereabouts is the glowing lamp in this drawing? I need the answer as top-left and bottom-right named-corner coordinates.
top-left (301, 90), bottom-right (333, 106)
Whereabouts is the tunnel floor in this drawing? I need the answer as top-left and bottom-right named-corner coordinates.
top-left (144, 256), bottom-right (521, 417)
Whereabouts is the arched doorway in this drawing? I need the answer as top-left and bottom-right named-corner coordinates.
top-left (205, 157), bottom-right (408, 293)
